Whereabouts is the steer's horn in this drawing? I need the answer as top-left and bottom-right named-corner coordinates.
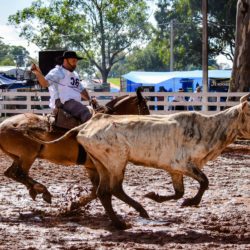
top-left (240, 93), bottom-right (250, 103)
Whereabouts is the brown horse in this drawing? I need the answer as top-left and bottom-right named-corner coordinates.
top-left (0, 88), bottom-right (149, 204)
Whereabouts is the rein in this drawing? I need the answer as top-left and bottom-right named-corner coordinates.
top-left (91, 94), bottom-right (147, 115)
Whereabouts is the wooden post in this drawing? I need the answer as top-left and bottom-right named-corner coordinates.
top-left (202, 0), bottom-right (208, 110)
top-left (170, 20), bottom-right (174, 71)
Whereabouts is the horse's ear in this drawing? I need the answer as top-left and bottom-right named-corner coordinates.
top-left (136, 87), bottom-right (143, 102)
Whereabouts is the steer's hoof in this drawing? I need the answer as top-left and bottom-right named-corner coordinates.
top-left (68, 201), bottom-right (80, 211)
top-left (113, 220), bottom-right (131, 230)
top-left (42, 191), bottom-right (52, 204)
top-left (181, 198), bottom-right (199, 207)
top-left (144, 192), bottom-right (157, 200)
top-left (140, 209), bottom-right (150, 219)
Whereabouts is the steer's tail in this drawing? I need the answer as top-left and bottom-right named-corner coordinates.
top-left (24, 123), bottom-right (87, 145)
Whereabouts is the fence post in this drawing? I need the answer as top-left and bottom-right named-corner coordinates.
top-left (202, 0), bottom-right (208, 111)
top-left (27, 95), bottom-right (31, 111)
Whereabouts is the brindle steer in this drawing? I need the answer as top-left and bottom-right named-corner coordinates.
top-left (75, 94), bottom-right (250, 229)
top-left (33, 94), bottom-right (250, 229)
top-left (0, 88), bottom-right (149, 204)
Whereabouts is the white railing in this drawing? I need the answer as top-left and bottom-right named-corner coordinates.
top-left (0, 90), bottom-right (247, 116)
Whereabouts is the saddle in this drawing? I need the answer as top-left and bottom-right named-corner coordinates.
top-left (53, 108), bottom-right (81, 130)
top-left (51, 99), bottom-right (108, 130)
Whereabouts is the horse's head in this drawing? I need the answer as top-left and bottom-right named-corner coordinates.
top-left (104, 88), bottom-right (150, 115)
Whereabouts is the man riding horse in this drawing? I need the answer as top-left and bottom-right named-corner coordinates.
top-left (0, 59), bottom-right (150, 205)
top-left (31, 50), bottom-right (94, 124)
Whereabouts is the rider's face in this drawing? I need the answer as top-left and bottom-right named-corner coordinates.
top-left (64, 58), bottom-right (78, 71)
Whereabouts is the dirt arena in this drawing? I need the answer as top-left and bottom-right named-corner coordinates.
top-left (0, 142), bottom-right (249, 249)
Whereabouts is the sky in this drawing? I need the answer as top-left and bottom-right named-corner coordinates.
top-left (0, 0), bottom-right (39, 58)
top-left (0, 0), bottom-right (232, 67)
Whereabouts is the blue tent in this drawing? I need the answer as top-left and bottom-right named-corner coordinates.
top-left (0, 74), bottom-right (32, 89)
top-left (122, 70), bottom-right (231, 92)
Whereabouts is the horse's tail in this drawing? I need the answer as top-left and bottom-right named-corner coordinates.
top-left (24, 122), bottom-right (86, 145)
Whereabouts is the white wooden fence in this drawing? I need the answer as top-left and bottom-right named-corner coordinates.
top-left (0, 90), bottom-right (247, 116)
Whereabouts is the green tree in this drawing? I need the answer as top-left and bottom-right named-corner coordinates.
top-left (8, 0), bottom-right (151, 83)
top-left (154, 0), bottom-right (236, 70)
top-left (0, 39), bottom-right (29, 66)
top-left (10, 46), bottom-right (30, 66)
top-left (192, 0), bottom-right (236, 62)
top-left (110, 39), bottom-right (168, 76)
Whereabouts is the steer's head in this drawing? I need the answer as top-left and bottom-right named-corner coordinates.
top-left (238, 93), bottom-right (250, 139)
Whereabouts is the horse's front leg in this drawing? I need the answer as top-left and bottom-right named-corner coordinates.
top-left (4, 159), bottom-right (52, 204)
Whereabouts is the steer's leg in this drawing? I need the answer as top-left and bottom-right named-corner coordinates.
top-left (90, 155), bottom-right (128, 230)
top-left (112, 173), bottom-right (149, 219)
top-left (4, 157), bottom-right (52, 203)
top-left (145, 173), bottom-right (184, 202)
top-left (181, 163), bottom-right (209, 206)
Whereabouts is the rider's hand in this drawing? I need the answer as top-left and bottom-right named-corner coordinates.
top-left (31, 63), bottom-right (42, 75)
top-left (91, 97), bottom-right (97, 105)
top-left (89, 97), bottom-right (98, 107)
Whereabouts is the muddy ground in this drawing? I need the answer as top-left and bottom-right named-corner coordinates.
top-left (0, 142), bottom-right (249, 249)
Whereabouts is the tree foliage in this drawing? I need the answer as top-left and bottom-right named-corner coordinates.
top-left (0, 39), bottom-right (29, 66)
top-left (8, 0), bottom-right (151, 82)
top-left (154, 0), bottom-right (236, 70)
top-left (110, 39), bottom-right (169, 76)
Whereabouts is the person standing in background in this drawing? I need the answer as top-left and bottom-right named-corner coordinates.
top-left (172, 88), bottom-right (187, 110)
top-left (189, 86), bottom-right (202, 111)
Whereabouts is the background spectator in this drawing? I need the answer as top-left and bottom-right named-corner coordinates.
top-left (157, 86), bottom-right (167, 110)
top-left (190, 86), bottom-right (202, 111)
top-left (172, 88), bottom-right (187, 110)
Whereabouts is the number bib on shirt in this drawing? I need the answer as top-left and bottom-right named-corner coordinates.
top-left (58, 68), bottom-right (83, 104)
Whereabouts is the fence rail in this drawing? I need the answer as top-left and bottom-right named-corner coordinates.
top-left (0, 91), bottom-right (247, 116)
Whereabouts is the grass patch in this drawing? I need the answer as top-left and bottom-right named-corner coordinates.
top-left (108, 78), bottom-right (120, 87)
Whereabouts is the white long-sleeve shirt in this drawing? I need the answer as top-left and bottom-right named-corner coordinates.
top-left (45, 65), bottom-right (84, 108)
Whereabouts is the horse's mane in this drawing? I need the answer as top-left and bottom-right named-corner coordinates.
top-left (105, 95), bottom-right (130, 109)
top-left (93, 88), bottom-right (149, 115)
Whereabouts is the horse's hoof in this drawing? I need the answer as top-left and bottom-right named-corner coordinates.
top-left (33, 183), bottom-right (47, 193)
top-left (29, 188), bottom-right (38, 201)
top-left (42, 191), bottom-right (52, 204)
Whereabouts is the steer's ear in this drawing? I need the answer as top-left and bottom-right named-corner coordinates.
top-left (240, 93), bottom-right (250, 103)
top-left (241, 101), bottom-right (249, 113)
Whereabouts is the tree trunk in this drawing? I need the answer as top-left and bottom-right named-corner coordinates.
top-left (230, 0), bottom-right (250, 92)
top-left (101, 71), bottom-right (110, 91)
